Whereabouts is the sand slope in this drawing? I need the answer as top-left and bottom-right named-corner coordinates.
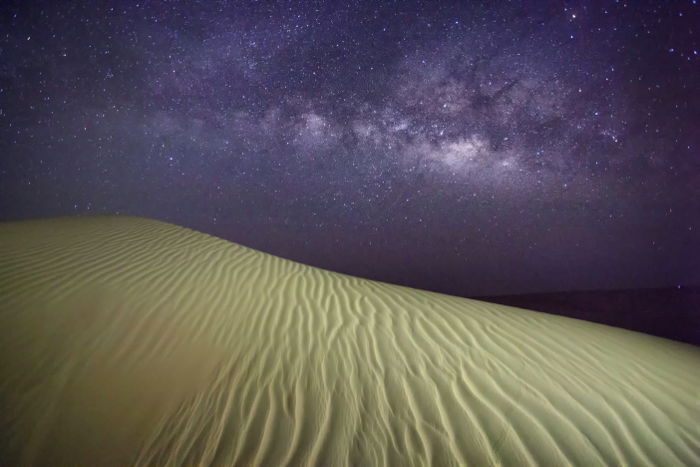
top-left (0, 216), bottom-right (698, 466)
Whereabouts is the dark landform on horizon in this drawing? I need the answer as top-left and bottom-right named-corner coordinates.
top-left (478, 286), bottom-right (700, 346)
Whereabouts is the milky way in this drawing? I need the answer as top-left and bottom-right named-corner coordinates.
top-left (1, 1), bottom-right (698, 296)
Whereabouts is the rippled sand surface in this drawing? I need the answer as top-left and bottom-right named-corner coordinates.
top-left (1, 216), bottom-right (698, 466)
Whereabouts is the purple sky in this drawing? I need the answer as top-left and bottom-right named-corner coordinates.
top-left (1, 0), bottom-right (698, 296)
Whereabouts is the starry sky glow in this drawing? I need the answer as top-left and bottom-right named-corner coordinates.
top-left (1, 0), bottom-right (699, 296)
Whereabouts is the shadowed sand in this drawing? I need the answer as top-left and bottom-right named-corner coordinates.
top-left (1, 216), bottom-right (698, 466)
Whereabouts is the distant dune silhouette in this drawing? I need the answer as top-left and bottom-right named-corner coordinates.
top-left (478, 287), bottom-right (700, 346)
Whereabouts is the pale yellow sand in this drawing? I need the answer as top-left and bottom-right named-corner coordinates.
top-left (0, 216), bottom-right (698, 466)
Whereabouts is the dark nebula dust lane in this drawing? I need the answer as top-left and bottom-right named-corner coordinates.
top-left (1, 1), bottom-right (699, 297)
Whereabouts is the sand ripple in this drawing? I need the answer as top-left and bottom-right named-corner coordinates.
top-left (1, 216), bottom-right (698, 465)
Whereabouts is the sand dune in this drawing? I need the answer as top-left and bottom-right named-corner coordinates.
top-left (0, 216), bottom-right (698, 466)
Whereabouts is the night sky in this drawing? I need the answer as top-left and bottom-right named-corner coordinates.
top-left (1, 1), bottom-right (698, 297)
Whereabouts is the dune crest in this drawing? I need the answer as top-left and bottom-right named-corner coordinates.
top-left (1, 216), bottom-right (698, 465)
